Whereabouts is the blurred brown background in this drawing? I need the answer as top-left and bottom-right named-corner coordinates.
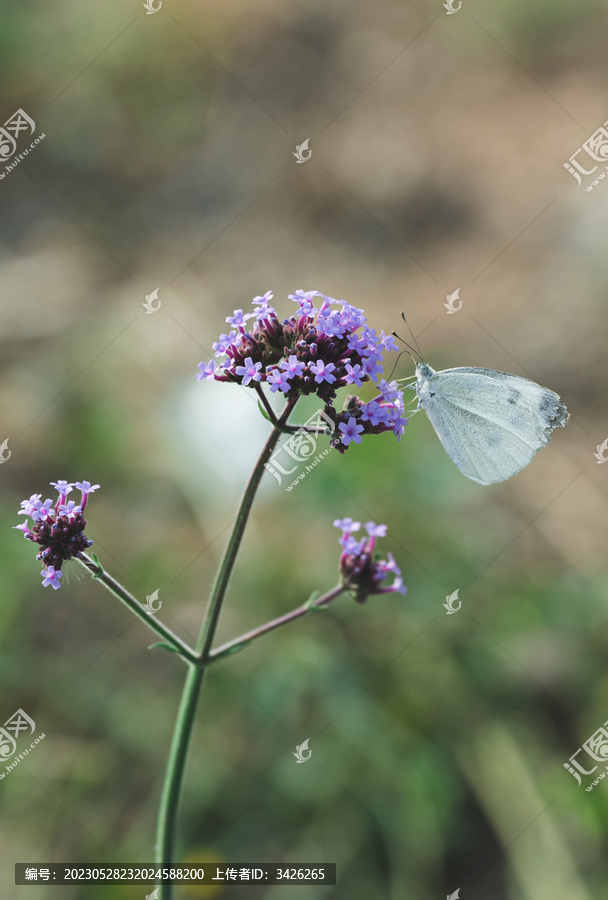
top-left (1, 0), bottom-right (607, 897)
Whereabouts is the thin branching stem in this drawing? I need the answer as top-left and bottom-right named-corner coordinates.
top-left (154, 398), bottom-right (297, 898)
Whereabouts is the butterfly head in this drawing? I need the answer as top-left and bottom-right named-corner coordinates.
top-left (415, 362), bottom-right (434, 380)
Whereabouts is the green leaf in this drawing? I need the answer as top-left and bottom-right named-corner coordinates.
top-left (257, 400), bottom-right (272, 422)
top-left (90, 552), bottom-right (104, 579)
top-left (148, 642), bottom-right (181, 654)
top-left (215, 639), bottom-right (254, 660)
top-left (305, 589), bottom-right (325, 611)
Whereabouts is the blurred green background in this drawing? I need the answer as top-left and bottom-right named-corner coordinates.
top-left (1, 0), bottom-right (607, 897)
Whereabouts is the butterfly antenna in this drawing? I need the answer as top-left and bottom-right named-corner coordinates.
top-left (391, 330), bottom-right (421, 363)
top-left (387, 349), bottom-right (415, 381)
top-left (400, 311), bottom-right (424, 360)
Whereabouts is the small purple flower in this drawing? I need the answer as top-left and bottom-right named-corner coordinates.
top-left (75, 482), bottom-right (100, 494)
top-left (384, 552), bottom-right (399, 573)
top-left (362, 354), bottom-right (383, 380)
top-left (333, 517), bottom-right (362, 533)
top-left (363, 520), bottom-right (387, 553)
top-left (31, 499), bottom-right (55, 521)
top-left (50, 481), bottom-right (74, 496)
top-left (19, 493), bottom-right (40, 508)
top-left (379, 330), bottom-right (398, 352)
top-left (375, 551), bottom-right (406, 594)
top-left (213, 331), bottom-right (239, 356)
top-left (360, 325), bottom-right (378, 349)
top-left (364, 522), bottom-right (387, 538)
top-left (40, 565), bottom-right (63, 591)
top-left (388, 577), bottom-right (407, 596)
top-left (226, 309), bottom-right (254, 327)
top-left (342, 304), bottom-right (367, 329)
top-left (392, 414), bottom-right (408, 440)
top-left (340, 534), bottom-right (366, 554)
top-left (252, 292), bottom-right (276, 320)
top-left (360, 400), bottom-right (390, 426)
top-left (280, 355), bottom-right (306, 378)
top-left (317, 309), bottom-right (346, 338)
top-left (289, 289), bottom-right (320, 303)
top-left (289, 290), bottom-right (320, 318)
top-left (267, 368), bottom-right (292, 393)
top-left (376, 379), bottom-right (401, 400)
top-left (13, 522), bottom-right (32, 537)
top-left (58, 501), bottom-right (82, 519)
top-left (338, 417), bottom-right (364, 446)
top-left (18, 494), bottom-right (42, 517)
top-left (21, 493), bottom-right (42, 506)
top-left (235, 357), bottom-right (263, 386)
top-left (253, 290), bottom-right (274, 305)
top-left (310, 360), bottom-right (337, 384)
top-left (75, 481), bottom-right (100, 512)
top-left (344, 363), bottom-right (365, 387)
top-left (347, 333), bottom-right (367, 354)
top-left (196, 360), bottom-right (217, 381)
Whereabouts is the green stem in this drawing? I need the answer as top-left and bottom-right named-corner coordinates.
top-left (208, 584), bottom-right (344, 663)
top-left (197, 397), bottom-right (297, 662)
top-left (253, 384), bottom-right (330, 435)
top-left (155, 399), bottom-right (297, 898)
top-left (253, 383), bottom-right (279, 425)
top-left (76, 552), bottom-right (197, 665)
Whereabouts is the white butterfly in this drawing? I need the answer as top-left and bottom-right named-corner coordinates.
top-left (413, 362), bottom-right (569, 485)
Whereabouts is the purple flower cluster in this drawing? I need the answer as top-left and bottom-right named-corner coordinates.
top-left (334, 517), bottom-right (406, 602)
top-left (322, 378), bottom-right (408, 453)
top-left (14, 481), bottom-right (100, 590)
top-left (197, 290), bottom-right (408, 450)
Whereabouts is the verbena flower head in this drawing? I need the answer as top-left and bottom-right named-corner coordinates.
top-left (197, 290), bottom-right (408, 451)
top-left (14, 481), bottom-right (99, 590)
top-left (333, 518), bottom-right (406, 603)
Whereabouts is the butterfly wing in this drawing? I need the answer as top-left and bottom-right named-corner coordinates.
top-left (418, 367), bottom-right (569, 485)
